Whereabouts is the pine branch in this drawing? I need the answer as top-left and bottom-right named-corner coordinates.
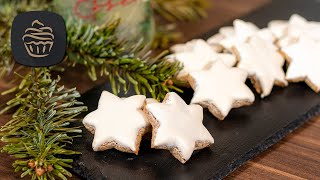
top-left (150, 0), bottom-right (210, 49)
top-left (65, 20), bottom-right (183, 100)
top-left (0, 68), bottom-right (87, 180)
top-left (151, 0), bottom-right (210, 22)
top-left (152, 24), bottom-right (182, 49)
top-left (0, 1), bottom-right (183, 100)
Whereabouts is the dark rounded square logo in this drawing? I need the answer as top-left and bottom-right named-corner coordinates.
top-left (11, 11), bottom-right (66, 67)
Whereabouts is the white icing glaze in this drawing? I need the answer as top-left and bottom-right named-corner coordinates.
top-left (219, 26), bottom-right (235, 37)
top-left (274, 14), bottom-right (320, 49)
top-left (207, 27), bottom-right (236, 51)
top-left (189, 61), bottom-right (255, 119)
top-left (219, 19), bottom-right (275, 50)
top-left (234, 36), bottom-right (288, 98)
top-left (268, 20), bottom-right (288, 39)
top-left (170, 39), bottom-right (208, 53)
top-left (83, 91), bottom-right (149, 152)
top-left (169, 39), bottom-right (236, 81)
top-left (256, 28), bottom-right (276, 43)
top-left (234, 19), bottom-right (259, 42)
top-left (282, 37), bottom-right (320, 92)
top-left (207, 33), bottom-right (225, 45)
top-left (206, 33), bottom-right (224, 52)
top-left (216, 53), bottom-right (237, 67)
top-left (146, 98), bottom-right (159, 104)
top-left (287, 14), bottom-right (308, 39)
top-left (306, 22), bottom-right (320, 41)
top-left (146, 92), bottom-right (214, 162)
top-left (277, 36), bottom-right (298, 49)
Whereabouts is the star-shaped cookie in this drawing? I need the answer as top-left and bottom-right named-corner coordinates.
top-left (271, 14), bottom-right (320, 48)
top-left (207, 27), bottom-right (235, 52)
top-left (282, 37), bottom-right (320, 92)
top-left (284, 14), bottom-right (320, 41)
top-left (274, 14), bottom-right (306, 48)
top-left (145, 92), bottom-right (214, 164)
top-left (206, 33), bottom-right (224, 52)
top-left (170, 39), bottom-right (200, 53)
top-left (218, 19), bottom-right (275, 51)
top-left (234, 36), bottom-right (288, 98)
top-left (83, 91), bottom-right (149, 154)
top-left (188, 61), bottom-right (255, 120)
top-left (168, 39), bottom-right (236, 82)
top-left (268, 20), bottom-right (288, 39)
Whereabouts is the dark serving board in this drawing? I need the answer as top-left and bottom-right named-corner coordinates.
top-left (71, 0), bottom-right (320, 179)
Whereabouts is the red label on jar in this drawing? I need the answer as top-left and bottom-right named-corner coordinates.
top-left (74, 0), bottom-right (136, 19)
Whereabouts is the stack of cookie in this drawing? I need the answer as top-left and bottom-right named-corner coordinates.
top-left (169, 14), bottom-right (320, 120)
top-left (82, 14), bottom-right (320, 164)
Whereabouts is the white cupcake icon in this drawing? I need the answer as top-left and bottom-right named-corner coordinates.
top-left (22, 20), bottom-right (54, 58)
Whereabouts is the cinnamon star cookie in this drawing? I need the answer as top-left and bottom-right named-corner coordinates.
top-left (268, 20), bottom-right (288, 40)
top-left (168, 39), bottom-right (236, 82)
top-left (145, 92), bottom-right (214, 164)
top-left (234, 36), bottom-right (288, 98)
top-left (83, 91), bottom-right (149, 154)
top-left (282, 37), bottom-right (320, 92)
top-left (188, 61), bottom-right (255, 120)
top-left (271, 14), bottom-right (320, 48)
top-left (218, 19), bottom-right (275, 51)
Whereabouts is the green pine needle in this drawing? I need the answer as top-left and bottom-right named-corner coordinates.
top-left (65, 19), bottom-right (183, 100)
top-left (152, 24), bottom-right (182, 49)
top-left (151, 0), bottom-right (210, 49)
top-left (0, 68), bottom-right (87, 179)
top-left (0, 0), bottom-right (184, 101)
top-left (152, 0), bottom-right (210, 22)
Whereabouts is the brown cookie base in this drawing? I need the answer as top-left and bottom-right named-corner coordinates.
top-left (286, 77), bottom-right (320, 93)
top-left (83, 123), bottom-right (147, 155)
top-left (194, 100), bottom-right (253, 120)
top-left (250, 74), bottom-right (288, 96)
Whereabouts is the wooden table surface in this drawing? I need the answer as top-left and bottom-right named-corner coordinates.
top-left (1, 0), bottom-right (320, 179)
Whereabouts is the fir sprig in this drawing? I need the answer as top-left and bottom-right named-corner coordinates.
top-left (0, 0), bottom-right (183, 100)
top-left (66, 19), bottom-right (183, 99)
top-left (0, 1), bottom-right (208, 179)
top-left (152, 0), bottom-right (209, 22)
top-left (151, 0), bottom-right (210, 49)
top-left (0, 68), bottom-right (87, 180)
top-left (152, 24), bottom-right (182, 49)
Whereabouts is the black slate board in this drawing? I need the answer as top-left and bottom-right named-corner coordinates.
top-left (72, 0), bottom-right (320, 179)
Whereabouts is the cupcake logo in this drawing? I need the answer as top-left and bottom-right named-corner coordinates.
top-left (22, 20), bottom-right (54, 58)
top-left (12, 11), bottom-right (66, 67)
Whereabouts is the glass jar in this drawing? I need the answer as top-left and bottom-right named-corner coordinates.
top-left (52, 0), bottom-right (155, 52)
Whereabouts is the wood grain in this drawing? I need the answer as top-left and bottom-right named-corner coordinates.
top-left (1, 0), bottom-right (319, 179)
top-left (228, 117), bottom-right (320, 180)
